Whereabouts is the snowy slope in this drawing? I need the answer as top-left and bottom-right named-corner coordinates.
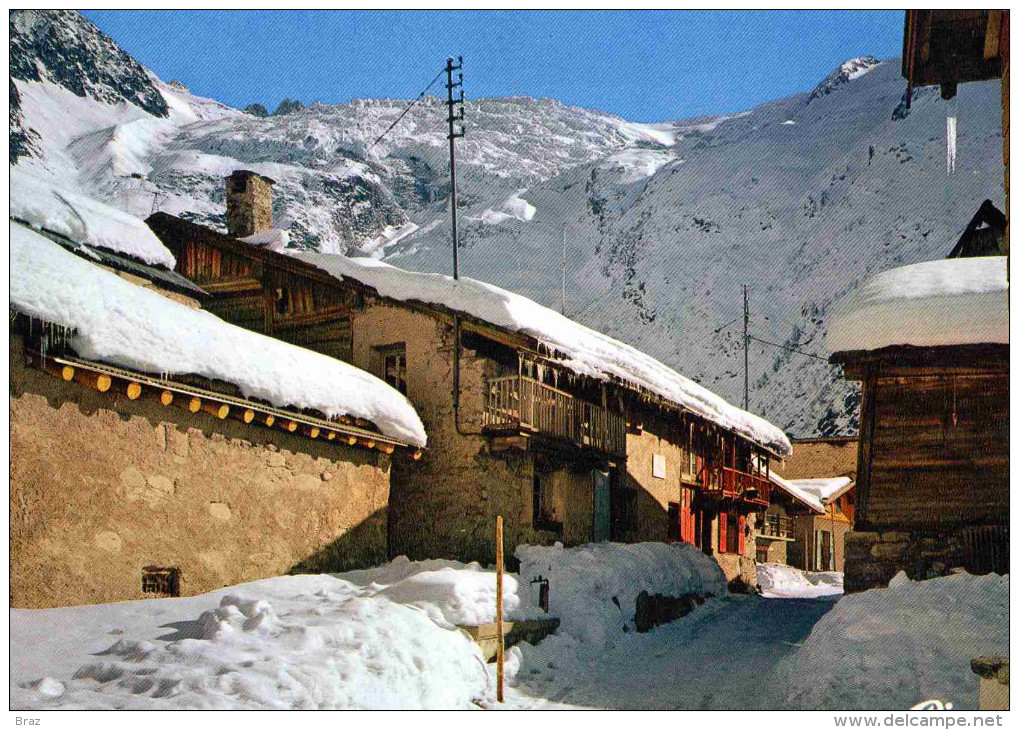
top-left (10, 10), bottom-right (1006, 436)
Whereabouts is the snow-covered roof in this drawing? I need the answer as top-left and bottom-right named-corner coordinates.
top-left (828, 256), bottom-right (1009, 353)
top-left (10, 168), bottom-right (176, 268)
top-left (767, 472), bottom-right (827, 514)
top-left (10, 222), bottom-right (426, 446)
top-left (240, 228), bottom-right (290, 252)
top-left (293, 252), bottom-right (792, 456)
top-left (788, 476), bottom-right (853, 504)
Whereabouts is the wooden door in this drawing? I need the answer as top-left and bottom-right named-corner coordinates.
top-left (592, 469), bottom-right (612, 542)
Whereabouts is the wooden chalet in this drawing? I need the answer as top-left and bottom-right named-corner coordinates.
top-left (146, 172), bottom-right (793, 584)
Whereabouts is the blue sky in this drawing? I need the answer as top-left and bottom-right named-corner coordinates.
top-left (82, 10), bottom-right (904, 122)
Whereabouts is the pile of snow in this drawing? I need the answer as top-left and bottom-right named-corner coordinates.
top-left (828, 257), bottom-right (1009, 352)
top-left (516, 542), bottom-right (727, 649)
top-left (10, 168), bottom-right (175, 267)
top-left (11, 574), bottom-right (488, 709)
top-left (239, 228), bottom-right (290, 252)
top-left (757, 563), bottom-right (843, 598)
top-left (334, 555), bottom-right (541, 627)
top-left (9, 223), bottom-right (426, 446)
top-left (295, 252), bottom-right (791, 456)
top-left (777, 572), bottom-right (1009, 710)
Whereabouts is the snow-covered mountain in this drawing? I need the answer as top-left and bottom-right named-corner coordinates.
top-left (10, 10), bottom-right (1006, 437)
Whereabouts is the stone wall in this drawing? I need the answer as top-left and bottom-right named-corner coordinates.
top-left (226, 171), bottom-right (274, 238)
top-left (10, 338), bottom-right (391, 608)
top-left (844, 525), bottom-right (1008, 593)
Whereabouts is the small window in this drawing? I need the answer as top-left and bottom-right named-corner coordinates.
top-left (532, 472), bottom-right (562, 533)
top-left (274, 287), bottom-right (291, 316)
top-left (375, 344), bottom-right (408, 396)
top-left (142, 566), bottom-right (180, 597)
top-left (667, 502), bottom-right (681, 542)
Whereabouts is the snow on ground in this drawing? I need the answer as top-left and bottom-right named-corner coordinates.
top-left (618, 121), bottom-right (681, 147)
top-left (777, 572), bottom-right (1009, 710)
top-left (828, 256), bottom-right (1009, 352)
top-left (757, 563), bottom-right (843, 599)
top-left (9, 223), bottom-right (426, 445)
top-left (516, 542), bottom-right (727, 649)
top-left (11, 574), bottom-right (489, 709)
top-left (294, 251), bottom-right (791, 456)
top-left (473, 188), bottom-right (537, 225)
top-left (10, 167), bottom-right (176, 267)
top-left (601, 148), bottom-right (678, 183)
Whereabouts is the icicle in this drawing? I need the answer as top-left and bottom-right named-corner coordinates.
top-left (946, 115), bottom-right (957, 174)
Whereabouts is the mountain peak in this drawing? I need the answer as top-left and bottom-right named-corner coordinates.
top-left (808, 55), bottom-right (882, 103)
top-left (9, 9), bottom-right (169, 118)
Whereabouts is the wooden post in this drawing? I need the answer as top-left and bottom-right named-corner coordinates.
top-left (496, 514), bottom-right (505, 703)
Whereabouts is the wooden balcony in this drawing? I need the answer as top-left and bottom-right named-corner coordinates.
top-left (700, 464), bottom-right (771, 507)
top-left (758, 514), bottom-right (794, 540)
top-left (483, 375), bottom-right (626, 456)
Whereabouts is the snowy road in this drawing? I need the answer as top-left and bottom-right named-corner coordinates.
top-left (504, 595), bottom-right (837, 710)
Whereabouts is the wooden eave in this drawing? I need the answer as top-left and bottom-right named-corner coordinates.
top-left (903, 10), bottom-right (1004, 90)
top-left (35, 352), bottom-right (419, 454)
top-left (832, 343), bottom-right (1009, 380)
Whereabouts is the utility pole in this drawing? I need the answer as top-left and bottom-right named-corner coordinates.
top-left (743, 285), bottom-right (750, 411)
top-left (445, 56), bottom-right (464, 280)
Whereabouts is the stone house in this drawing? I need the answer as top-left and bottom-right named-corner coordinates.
top-left (145, 172), bottom-right (792, 585)
top-left (9, 206), bottom-right (424, 608)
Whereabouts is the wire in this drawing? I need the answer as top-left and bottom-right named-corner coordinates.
top-left (367, 67), bottom-right (446, 151)
top-left (749, 334), bottom-right (827, 360)
top-left (713, 316), bottom-right (742, 334)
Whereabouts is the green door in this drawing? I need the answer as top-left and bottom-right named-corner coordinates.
top-left (593, 469), bottom-right (612, 542)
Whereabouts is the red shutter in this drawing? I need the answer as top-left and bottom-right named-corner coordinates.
top-left (718, 511), bottom-right (727, 553)
top-left (738, 514), bottom-right (746, 555)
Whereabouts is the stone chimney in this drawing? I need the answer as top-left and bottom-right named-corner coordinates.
top-left (225, 170), bottom-right (275, 238)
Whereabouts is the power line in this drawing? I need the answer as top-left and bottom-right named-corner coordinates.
top-left (747, 334), bottom-right (828, 361)
top-left (368, 67), bottom-right (447, 151)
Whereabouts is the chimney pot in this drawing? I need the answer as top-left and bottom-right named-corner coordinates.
top-left (226, 170), bottom-right (275, 238)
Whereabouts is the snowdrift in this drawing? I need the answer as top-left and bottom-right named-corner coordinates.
top-left (11, 574), bottom-right (488, 709)
top-left (516, 542), bottom-right (727, 648)
top-left (757, 563), bottom-right (843, 598)
top-left (776, 572), bottom-right (1009, 710)
top-left (9, 223), bottom-right (426, 446)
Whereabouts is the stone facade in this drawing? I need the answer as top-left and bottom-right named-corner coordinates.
top-left (775, 437), bottom-right (857, 481)
top-left (226, 170), bottom-right (274, 238)
top-left (844, 525), bottom-right (1009, 593)
top-left (10, 337), bottom-right (392, 608)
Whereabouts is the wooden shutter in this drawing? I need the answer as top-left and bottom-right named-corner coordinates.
top-left (738, 514), bottom-right (746, 555)
top-left (718, 511), bottom-right (727, 553)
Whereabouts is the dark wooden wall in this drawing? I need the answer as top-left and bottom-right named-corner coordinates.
top-left (858, 372), bottom-right (1008, 530)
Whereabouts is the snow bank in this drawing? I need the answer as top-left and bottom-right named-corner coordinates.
top-left (828, 257), bottom-right (1009, 352)
top-left (294, 252), bottom-right (791, 456)
top-left (475, 189), bottom-right (537, 225)
top-left (777, 572), bottom-right (1009, 710)
top-left (516, 542), bottom-right (727, 649)
top-left (9, 223), bottom-right (426, 446)
top-left (601, 148), bottom-right (678, 183)
top-left (757, 563), bottom-right (843, 598)
top-left (11, 574), bottom-right (487, 709)
top-left (10, 167), bottom-right (175, 267)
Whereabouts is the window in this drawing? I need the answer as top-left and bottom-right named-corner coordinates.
top-left (274, 287), bottom-right (291, 316)
top-left (142, 566), bottom-right (180, 597)
top-left (719, 511), bottom-right (741, 554)
top-left (374, 344), bottom-right (408, 395)
top-left (532, 472), bottom-right (561, 533)
top-left (684, 423), bottom-right (698, 477)
top-left (652, 454), bottom-right (666, 479)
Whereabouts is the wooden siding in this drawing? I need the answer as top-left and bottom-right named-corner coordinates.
top-left (862, 373), bottom-right (1008, 529)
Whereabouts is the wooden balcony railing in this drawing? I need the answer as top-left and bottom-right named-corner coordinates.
top-left (700, 464), bottom-right (771, 507)
top-left (758, 514), bottom-right (794, 539)
top-left (483, 375), bottom-right (626, 456)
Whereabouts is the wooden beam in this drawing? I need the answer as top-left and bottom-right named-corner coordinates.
top-left (160, 390), bottom-right (174, 406)
top-left (188, 396), bottom-right (202, 413)
top-left (74, 369), bottom-right (111, 393)
top-left (985, 10), bottom-right (1003, 60)
top-left (264, 414), bottom-right (276, 428)
top-left (201, 401), bottom-right (230, 419)
top-left (126, 382), bottom-right (142, 400)
top-left (241, 408), bottom-right (255, 424)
